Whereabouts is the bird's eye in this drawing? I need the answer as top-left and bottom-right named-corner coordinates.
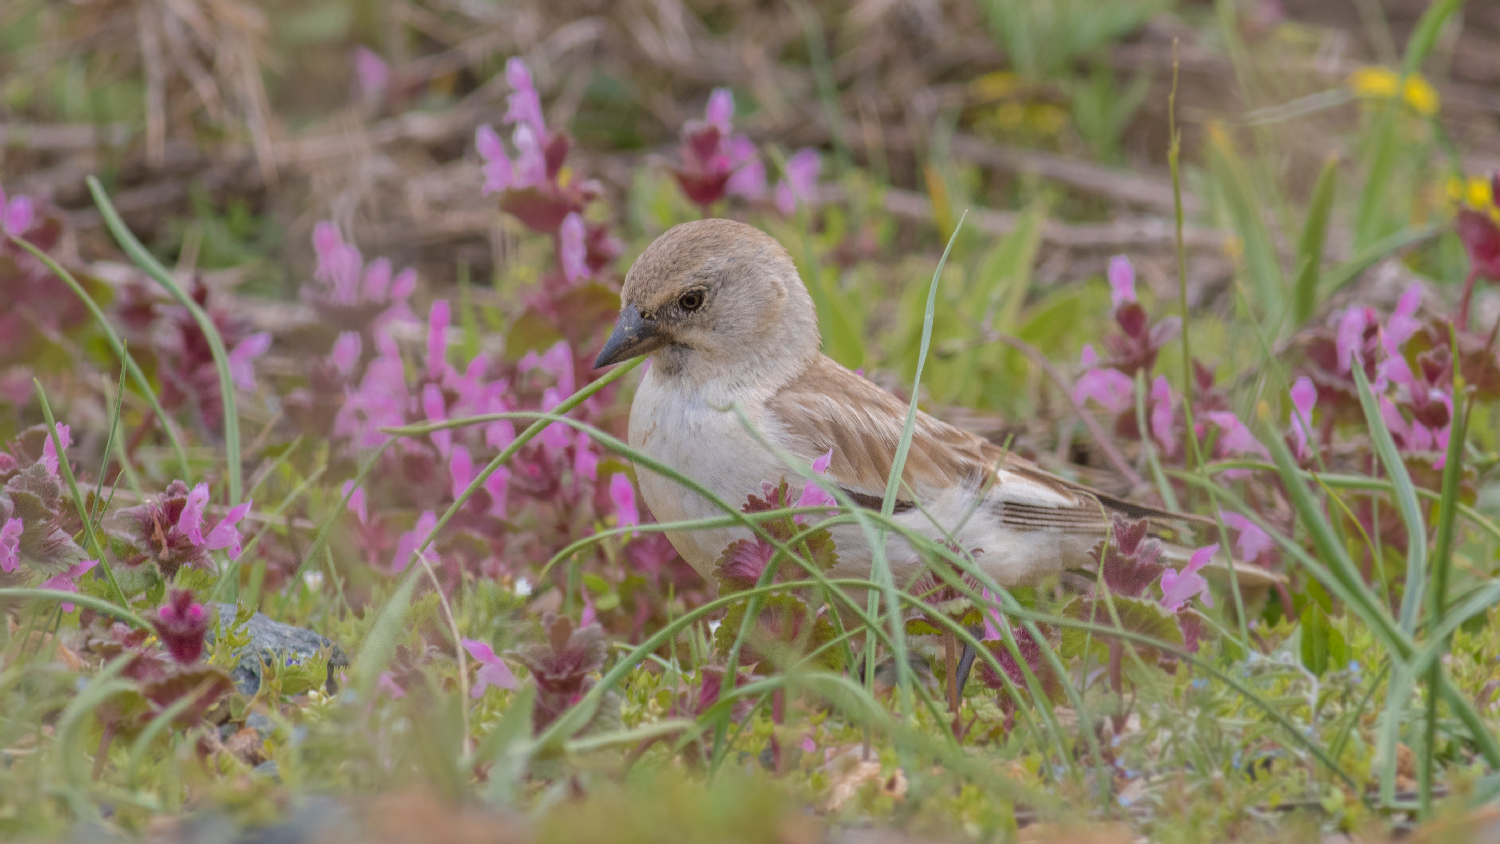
top-left (678, 289), bottom-right (705, 311)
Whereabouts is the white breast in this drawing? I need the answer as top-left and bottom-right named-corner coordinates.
top-left (629, 370), bottom-right (1093, 590)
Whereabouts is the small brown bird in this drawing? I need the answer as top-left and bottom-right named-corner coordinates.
top-left (595, 218), bottom-right (1275, 594)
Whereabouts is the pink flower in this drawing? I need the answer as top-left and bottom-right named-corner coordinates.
top-left (1074, 365), bottom-right (1135, 414)
top-left (1382, 285), bottom-right (1422, 357)
top-left (344, 481), bottom-right (369, 524)
top-left (773, 148), bottom-right (821, 215)
top-left (1108, 255), bottom-right (1136, 307)
top-left (41, 558), bottom-right (99, 613)
top-left (1336, 306), bottom-right (1374, 374)
top-left (609, 473), bottom-right (639, 531)
top-left (40, 423), bottom-right (69, 476)
top-left (504, 58), bottom-right (547, 143)
top-left (392, 510), bottom-right (437, 573)
top-left (1288, 376), bottom-right (1317, 460)
top-left (0, 184), bottom-right (35, 237)
top-left (446, 441), bottom-right (509, 520)
top-left (0, 517), bottom-right (21, 573)
top-left (151, 589), bottom-right (209, 663)
top-left (1219, 511), bottom-right (1273, 563)
top-left (330, 331), bottom-right (362, 376)
top-left (1149, 375), bottom-right (1176, 456)
top-left (462, 638), bottom-right (519, 698)
top-left (521, 341), bottom-right (575, 396)
top-left (705, 88), bottom-right (734, 130)
top-left (228, 332), bottom-right (271, 390)
top-left (1202, 411), bottom-right (1269, 458)
top-left (352, 47), bottom-right (390, 101)
top-left (672, 88), bottom-right (766, 209)
top-left (476, 125), bottom-right (514, 195)
top-left (1160, 544), bottom-right (1216, 613)
top-left (793, 448), bottom-right (837, 516)
top-left (559, 212), bottom-right (589, 283)
top-left (179, 483), bottom-right (253, 559)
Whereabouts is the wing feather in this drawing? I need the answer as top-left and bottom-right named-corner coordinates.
top-left (766, 356), bottom-right (1279, 585)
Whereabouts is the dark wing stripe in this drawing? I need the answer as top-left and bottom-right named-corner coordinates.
top-left (840, 488), bottom-right (916, 514)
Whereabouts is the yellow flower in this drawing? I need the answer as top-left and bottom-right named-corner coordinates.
top-left (1446, 175), bottom-right (1496, 211)
top-left (1347, 66), bottom-right (1440, 117)
top-left (1401, 75), bottom-right (1440, 117)
top-left (1348, 66), bottom-right (1399, 99)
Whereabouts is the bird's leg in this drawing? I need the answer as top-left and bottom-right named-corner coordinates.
top-left (953, 623), bottom-right (983, 700)
top-left (944, 633), bottom-right (960, 719)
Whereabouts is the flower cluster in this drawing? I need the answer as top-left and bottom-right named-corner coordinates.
top-left (108, 480), bottom-right (252, 579)
top-left (507, 613), bottom-right (610, 730)
top-left (0, 426), bottom-right (98, 604)
top-left (0, 184), bottom-right (91, 389)
top-left (114, 277), bottom-right (270, 430)
top-left (475, 58), bottom-right (621, 286)
top-left (669, 89), bottom-right (823, 216)
top-left (1347, 66), bottom-right (1440, 118)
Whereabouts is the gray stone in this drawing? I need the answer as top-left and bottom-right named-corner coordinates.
top-left (210, 604), bottom-right (348, 696)
top-left (245, 711), bottom-right (277, 740)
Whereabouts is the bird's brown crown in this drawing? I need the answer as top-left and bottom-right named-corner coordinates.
top-left (620, 218), bottom-right (796, 317)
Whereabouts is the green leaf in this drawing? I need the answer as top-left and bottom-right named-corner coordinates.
top-left (1299, 602), bottom-right (1347, 676)
top-left (1059, 594), bottom-right (1184, 659)
top-left (1292, 155), bottom-right (1339, 326)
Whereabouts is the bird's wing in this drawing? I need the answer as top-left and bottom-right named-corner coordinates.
top-left (766, 355), bottom-right (1110, 528)
top-left (765, 356), bottom-right (1283, 586)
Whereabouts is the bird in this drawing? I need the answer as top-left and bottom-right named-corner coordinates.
top-left (593, 218), bottom-right (1278, 600)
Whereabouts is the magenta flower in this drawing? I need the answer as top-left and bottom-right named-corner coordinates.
top-left (1160, 544), bottom-right (1216, 613)
top-left (40, 558), bottom-right (99, 613)
top-left (773, 148), bottom-right (821, 216)
top-left (179, 483), bottom-right (253, 559)
top-left (1288, 376), bottom-right (1317, 460)
top-left (1382, 285), bottom-right (1422, 356)
top-left (609, 473), bottom-right (639, 531)
top-left (504, 58), bottom-right (547, 143)
top-left (352, 47), bottom-right (390, 101)
top-left (334, 334), bottom-right (411, 448)
top-left (1108, 255), bottom-right (1136, 307)
top-left (473, 59), bottom-right (600, 235)
top-left (792, 449), bottom-right (836, 516)
top-left (307, 222), bottom-right (417, 327)
top-left (330, 331), bottom-right (362, 376)
top-left (151, 589), bottom-right (209, 664)
top-left (461, 638), bottom-right (519, 698)
top-left (391, 510), bottom-right (437, 573)
top-left (0, 183), bottom-right (35, 237)
top-left (1219, 511), bottom-right (1273, 564)
top-left (39, 423), bottom-right (69, 476)
top-left (559, 212), bottom-right (589, 283)
top-left (1149, 375), bottom-right (1177, 456)
top-left (227, 332), bottom-right (270, 390)
top-left (1074, 347), bottom-right (1135, 414)
top-left (0, 517), bottom-right (20, 573)
top-left (671, 88), bottom-right (766, 210)
top-left (1201, 411), bottom-right (1269, 459)
top-left (449, 446), bottom-right (509, 518)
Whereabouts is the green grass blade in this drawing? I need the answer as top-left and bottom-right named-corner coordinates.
top-left (86, 175), bottom-right (242, 505)
top-left (35, 381), bottom-right (131, 608)
top-left (1349, 365), bottom-right (1426, 635)
top-left (1292, 155), bottom-right (1339, 326)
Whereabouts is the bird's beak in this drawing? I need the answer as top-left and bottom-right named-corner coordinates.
top-left (594, 304), bottom-right (666, 368)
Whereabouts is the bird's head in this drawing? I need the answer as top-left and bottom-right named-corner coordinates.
top-left (594, 219), bottom-right (819, 384)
